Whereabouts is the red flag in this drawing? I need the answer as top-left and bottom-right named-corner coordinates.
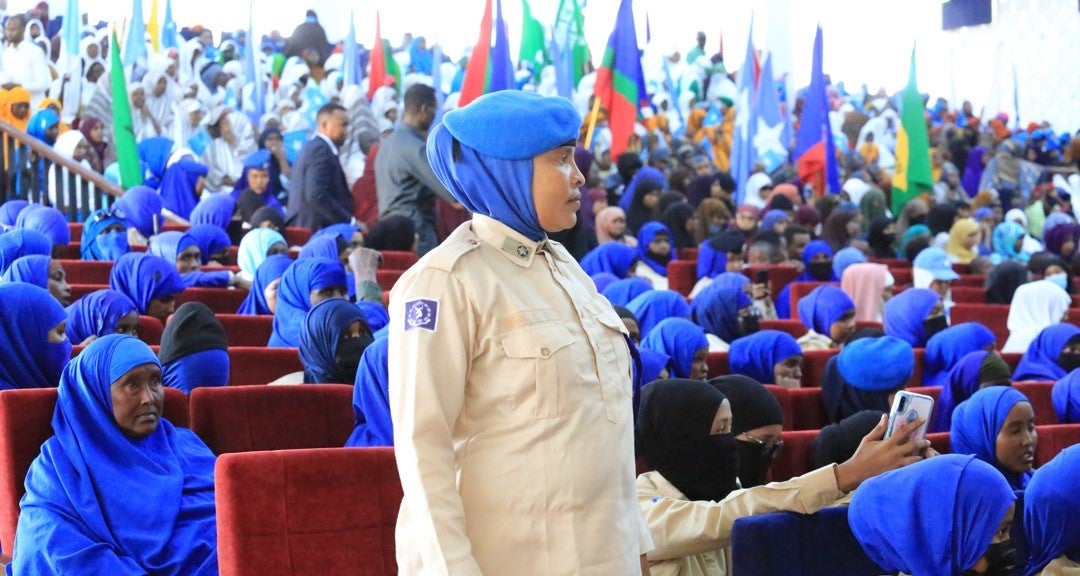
top-left (593, 0), bottom-right (647, 160)
top-left (366, 12), bottom-right (386, 101)
top-left (459, 0), bottom-right (493, 107)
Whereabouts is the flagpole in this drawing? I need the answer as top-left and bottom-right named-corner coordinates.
top-left (583, 96), bottom-right (601, 149)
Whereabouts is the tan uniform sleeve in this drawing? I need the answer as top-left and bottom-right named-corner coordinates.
top-left (639, 466), bottom-right (845, 561)
top-left (389, 266), bottom-right (484, 575)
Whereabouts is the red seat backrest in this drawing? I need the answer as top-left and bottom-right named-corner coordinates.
top-left (189, 385), bottom-right (354, 455)
top-left (891, 268), bottom-right (913, 287)
top-left (763, 385), bottom-right (794, 431)
top-left (1069, 308), bottom-right (1080, 325)
top-left (1034, 424), bottom-right (1080, 466)
top-left (953, 274), bottom-right (987, 288)
top-left (769, 430), bottom-right (817, 483)
top-left (759, 319), bottom-right (807, 340)
top-left (176, 287), bottom-right (250, 315)
top-left (907, 348), bottom-right (925, 389)
top-left (57, 259), bottom-right (112, 284)
top-left (215, 447), bottom-right (400, 576)
top-left (743, 265), bottom-right (800, 301)
top-left (801, 349), bottom-right (838, 388)
top-left (870, 258), bottom-right (909, 269)
top-left (227, 347), bottom-right (304, 385)
top-left (951, 304), bottom-right (1010, 346)
top-left (926, 432), bottom-right (951, 455)
top-left (139, 315), bottom-right (164, 346)
top-left (906, 386), bottom-right (943, 429)
top-left (787, 387), bottom-right (826, 431)
top-left (950, 286), bottom-right (987, 304)
top-left (66, 222), bottom-right (83, 241)
top-left (666, 260), bottom-right (697, 297)
top-left (215, 315), bottom-right (274, 348)
top-left (68, 283), bottom-right (105, 302)
top-left (378, 251), bottom-right (418, 270)
top-left (677, 247), bottom-right (699, 261)
top-left (284, 227), bottom-right (313, 247)
top-left (0, 387), bottom-right (188, 554)
top-left (788, 282), bottom-right (834, 317)
top-left (706, 351), bottom-right (730, 379)
top-left (1001, 352), bottom-right (1022, 373)
top-left (1014, 382), bottom-right (1058, 426)
top-left (375, 270), bottom-right (403, 292)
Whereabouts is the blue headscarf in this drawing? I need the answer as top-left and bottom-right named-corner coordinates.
top-left (427, 92), bottom-right (582, 242)
top-left (80, 209), bottom-right (130, 261)
top-left (690, 282), bottom-right (751, 344)
top-left (65, 289), bottom-right (138, 344)
top-left (0, 228), bottom-right (52, 273)
top-left (26, 109), bottom-right (59, 144)
top-left (796, 240), bottom-right (836, 281)
top-left (236, 254), bottom-right (292, 315)
top-left (1013, 324), bottom-right (1080, 382)
top-left (268, 257), bottom-right (347, 348)
top-left (712, 272), bottom-right (751, 292)
top-left (187, 224), bottom-right (232, 264)
top-left (345, 337), bottom-right (392, 448)
top-left (149, 231), bottom-right (197, 265)
top-left (159, 156), bottom-right (209, 220)
top-left (695, 230), bottom-right (745, 280)
top-left (159, 303), bottom-right (230, 393)
top-left (580, 242), bottom-right (638, 278)
top-left (602, 277), bottom-right (653, 307)
top-left (797, 284), bottom-right (854, 336)
top-left (729, 330), bottom-right (802, 384)
top-left (882, 288), bottom-right (941, 347)
top-left (760, 209), bottom-right (788, 232)
top-left (618, 166), bottom-right (666, 211)
top-left (0, 200), bottom-right (29, 230)
top-left (992, 221), bottom-right (1030, 263)
top-left (113, 185), bottom-right (165, 238)
top-left (849, 454), bottom-right (1015, 576)
top-left (0, 282), bottom-right (69, 390)
top-left (832, 247), bottom-right (867, 280)
top-left (1024, 444), bottom-right (1080, 576)
top-left (636, 221), bottom-right (675, 276)
top-left (313, 223), bottom-right (358, 244)
top-left (639, 318), bottom-right (708, 379)
top-left (590, 272), bottom-right (620, 293)
top-left (933, 350), bottom-right (992, 433)
top-left (1053, 369), bottom-right (1080, 424)
top-left (355, 300), bottom-right (390, 332)
top-left (108, 253), bottom-right (186, 315)
top-left (298, 234), bottom-right (342, 261)
top-left (137, 136), bottom-right (175, 188)
top-left (408, 36), bottom-right (433, 74)
top-left (10, 335), bottom-right (217, 575)
top-left (300, 299), bottom-right (366, 384)
top-left (189, 194), bottom-right (236, 230)
top-left (2, 254), bottom-right (50, 289)
top-left (16, 205), bottom-right (70, 247)
top-left (951, 386), bottom-right (1034, 489)
top-left (626, 289), bottom-right (690, 336)
top-left (924, 322), bottom-right (996, 387)
top-left (237, 228), bottom-right (287, 280)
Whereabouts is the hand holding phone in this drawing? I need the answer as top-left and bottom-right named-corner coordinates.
top-left (885, 391), bottom-right (934, 446)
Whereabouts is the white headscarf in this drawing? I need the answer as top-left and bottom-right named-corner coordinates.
top-left (1002, 280), bottom-right (1072, 353)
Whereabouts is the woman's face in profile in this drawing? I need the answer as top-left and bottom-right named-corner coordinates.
top-left (532, 146), bottom-right (585, 233)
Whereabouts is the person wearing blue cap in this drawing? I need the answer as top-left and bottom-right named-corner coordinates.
top-left (796, 284), bottom-right (856, 351)
top-left (233, 149), bottom-right (285, 223)
top-left (912, 246), bottom-right (960, 316)
top-left (390, 90), bottom-right (652, 575)
top-left (837, 335), bottom-right (915, 404)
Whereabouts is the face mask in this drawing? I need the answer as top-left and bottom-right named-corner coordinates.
top-left (650, 252), bottom-right (672, 266)
top-left (1046, 272), bottom-right (1068, 291)
top-left (1060, 351), bottom-right (1080, 373)
top-left (42, 340), bottom-right (72, 385)
top-left (662, 433), bottom-right (740, 502)
top-left (808, 260), bottom-right (833, 281)
top-left (909, 214), bottom-right (927, 227)
top-left (94, 230), bottom-right (130, 260)
top-left (333, 334), bottom-right (371, 383)
top-left (739, 315), bottom-right (761, 337)
top-left (923, 314), bottom-right (948, 341)
top-left (736, 439), bottom-right (774, 488)
top-left (708, 223), bottom-right (723, 236)
top-left (961, 541), bottom-right (1017, 576)
top-left (880, 232), bottom-right (896, 247)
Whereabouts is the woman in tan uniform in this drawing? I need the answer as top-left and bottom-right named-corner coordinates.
top-left (390, 90), bottom-right (652, 575)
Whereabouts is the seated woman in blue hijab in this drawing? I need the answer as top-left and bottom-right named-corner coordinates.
top-left (690, 282), bottom-right (755, 352)
top-left (137, 137), bottom-right (174, 189)
top-left (346, 336), bottom-right (393, 447)
top-left (922, 322), bottom-right (996, 387)
top-left (774, 239), bottom-right (836, 319)
top-left (65, 289), bottom-right (139, 345)
top-left (0, 228), bottom-right (52, 274)
top-left (158, 302), bottom-right (230, 393)
top-left (237, 254), bottom-right (292, 316)
top-left (796, 284), bottom-right (856, 351)
top-left (626, 289), bottom-right (691, 336)
top-left (187, 224), bottom-right (234, 267)
top-left (849, 454), bottom-right (1016, 576)
top-left (9, 334), bottom-right (218, 575)
top-left (590, 272), bottom-right (620, 293)
top-left (882, 287), bottom-right (946, 348)
top-left (294, 299), bottom-right (373, 385)
top-left (1024, 445), bottom-right (1080, 576)
top-left (580, 241), bottom-right (638, 278)
top-left (931, 350), bottom-right (1013, 433)
top-left (820, 331), bottom-right (914, 424)
top-left (232, 149), bottom-right (286, 224)
top-left (1053, 369), bottom-right (1080, 424)
top-left (602, 277), bottom-right (653, 307)
top-left (112, 185), bottom-right (164, 246)
top-left (639, 318), bottom-right (709, 380)
top-left (109, 253), bottom-right (186, 324)
top-left (149, 231), bottom-right (243, 289)
top-left (80, 209), bottom-right (130, 261)
top-left (1013, 324), bottom-right (1080, 382)
top-left (2, 254), bottom-right (71, 305)
top-left (0, 200), bottom-right (29, 231)
top-left (691, 230), bottom-right (745, 296)
top-left (159, 155), bottom-right (209, 220)
top-left (0, 282), bottom-right (71, 390)
top-left (268, 257), bottom-right (349, 348)
top-left (15, 205), bottom-right (70, 257)
top-left (729, 329), bottom-right (803, 388)
top-left (951, 386), bottom-right (1037, 490)
top-left (632, 221), bottom-right (676, 290)
top-left (189, 193), bottom-right (238, 230)
top-left (237, 227), bottom-right (288, 282)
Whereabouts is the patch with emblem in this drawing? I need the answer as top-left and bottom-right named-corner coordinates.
top-left (404, 299), bottom-right (439, 332)
top-left (501, 236), bottom-right (531, 260)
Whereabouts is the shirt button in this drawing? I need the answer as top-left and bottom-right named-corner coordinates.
top-left (540, 347), bottom-right (550, 356)
top-left (468, 239), bottom-right (478, 245)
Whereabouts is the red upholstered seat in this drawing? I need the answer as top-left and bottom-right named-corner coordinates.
top-left (67, 283), bottom-right (104, 302)
top-left (706, 352), bottom-right (730, 379)
top-left (907, 348), bottom-right (925, 389)
top-left (378, 250), bottom-right (418, 270)
top-left (890, 268), bottom-right (913, 287)
top-left (764, 385), bottom-right (794, 431)
top-left (788, 281), bottom-right (834, 317)
top-left (215, 315), bottom-right (274, 348)
top-left (66, 222), bottom-right (83, 241)
top-left (375, 270), bottom-right (403, 292)
top-left (953, 274), bottom-right (987, 288)
top-left (284, 227), bottom-right (313, 247)
top-left (854, 321), bottom-right (883, 331)
top-left (215, 447), bottom-right (401, 576)
top-left (1034, 424), bottom-right (1080, 466)
top-left (770, 430), bottom-right (817, 482)
top-left (801, 349), bottom-right (838, 388)
top-left (56, 259), bottom-right (112, 284)
top-left (759, 319), bottom-right (806, 340)
top-left (138, 315), bottom-right (164, 346)
top-left (742, 265), bottom-right (800, 301)
top-left (1014, 382), bottom-right (1058, 426)
top-left (226, 347), bottom-right (304, 385)
top-left (870, 258), bottom-right (909, 269)
top-left (905, 386), bottom-right (942, 404)
top-left (189, 384), bottom-right (354, 454)
top-left (0, 387), bottom-right (188, 554)
top-left (950, 286), bottom-right (987, 304)
top-left (1069, 308), bottom-right (1080, 325)
top-left (667, 260), bottom-right (697, 297)
top-left (926, 432), bottom-right (951, 454)
top-left (1001, 352), bottom-right (1022, 373)
top-left (950, 304), bottom-right (1010, 346)
top-left (176, 287), bottom-right (250, 315)
top-left (787, 387), bottom-right (826, 431)
top-left (677, 247), bottom-right (699, 261)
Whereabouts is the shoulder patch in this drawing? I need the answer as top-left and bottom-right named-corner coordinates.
top-left (404, 299), bottom-right (439, 332)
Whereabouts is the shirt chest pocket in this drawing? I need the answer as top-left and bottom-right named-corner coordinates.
top-left (588, 299), bottom-right (634, 397)
top-left (498, 311), bottom-right (580, 420)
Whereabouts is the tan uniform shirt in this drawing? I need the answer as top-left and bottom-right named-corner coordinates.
top-left (390, 215), bottom-right (652, 575)
top-left (638, 466), bottom-right (845, 576)
top-left (1038, 558), bottom-right (1080, 576)
top-left (797, 330), bottom-right (835, 352)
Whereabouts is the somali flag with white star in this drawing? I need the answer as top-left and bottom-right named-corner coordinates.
top-left (753, 54), bottom-right (789, 174)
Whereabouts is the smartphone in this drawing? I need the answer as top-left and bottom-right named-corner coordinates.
top-left (755, 269), bottom-right (769, 285)
top-left (885, 391), bottom-right (934, 445)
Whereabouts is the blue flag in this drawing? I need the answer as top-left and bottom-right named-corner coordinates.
top-left (551, 35), bottom-right (574, 100)
top-left (283, 130), bottom-right (308, 164)
top-left (793, 26), bottom-right (840, 194)
top-left (242, 0), bottom-right (264, 124)
top-left (188, 129), bottom-right (211, 156)
top-left (301, 87), bottom-right (328, 129)
top-left (431, 41), bottom-right (446, 127)
top-left (342, 11), bottom-right (362, 87)
top-left (61, 0), bottom-right (80, 56)
top-left (488, 0), bottom-right (516, 93)
top-left (731, 19), bottom-right (759, 205)
top-left (161, 0), bottom-right (177, 49)
top-left (753, 54), bottom-right (788, 173)
top-left (661, 58), bottom-right (684, 126)
top-left (123, 0), bottom-right (147, 67)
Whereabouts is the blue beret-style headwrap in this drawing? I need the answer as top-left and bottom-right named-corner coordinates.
top-left (883, 288), bottom-right (941, 347)
top-left (838, 335), bottom-right (914, 392)
top-left (728, 330), bottom-right (802, 385)
top-left (626, 289), bottom-right (691, 337)
top-left (923, 322), bottom-right (996, 387)
top-left (65, 289), bottom-right (138, 344)
top-left (345, 337), bottom-right (393, 448)
top-left (639, 318), bottom-right (709, 379)
top-left (16, 205), bottom-right (70, 247)
top-left (951, 386), bottom-right (1033, 489)
top-left (108, 253), bottom-right (186, 315)
top-left (1024, 444), bottom-right (1080, 576)
top-left (580, 242), bottom-right (638, 278)
top-left (797, 284), bottom-right (854, 336)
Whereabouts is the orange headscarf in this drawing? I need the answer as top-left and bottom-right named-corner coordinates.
top-left (37, 97), bottom-right (70, 135)
top-left (6, 87), bottom-right (31, 132)
top-left (945, 218), bottom-right (980, 264)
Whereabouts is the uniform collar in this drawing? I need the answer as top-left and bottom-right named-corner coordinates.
top-left (472, 214), bottom-right (546, 268)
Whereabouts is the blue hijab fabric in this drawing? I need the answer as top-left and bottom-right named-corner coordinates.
top-left (0, 200), bottom-right (29, 229)
top-left (0, 282), bottom-right (69, 390)
top-left (695, 240), bottom-right (728, 280)
top-left (114, 185), bottom-right (164, 238)
top-left (355, 300), bottom-right (390, 332)
top-left (26, 109), bottom-right (59, 143)
top-left (300, 299), bottom-right (366, 384)
top-left (186, 224), bottom-right (232, 265)
top-left (580, 242), bottom-right (638, 278)
top-left (1013, 324), bottom-right (1080, 382)
top-left (80, 210), bottom-right (130, 261)
top-left (601, 277), bottom-right (653, 307)
top-left (933, 350), bottom-right (991, 433)
top-left (149, 231), bottom-right (197, 266)
top-left (65, 289), bottom-right (138, 344)
top-left (618, 166), bottom-right (666, 212)
top-left (729, 330), bottom-right (802, 384)
top-left (950, 386), bottom-right (1033, 489)
top-left (298, 234), bottom-right (342, 261)
top-left (796, 240), bottom-right (836, 281)
top-left (345, 337), bottom-right (392, 447)
top-left (639, 318), bottom-right (709, 379)
top-left (992, 221), bottom-right (1030, 263)
top-left (831, 247), bottom-right (867, 280)
top-left (268, 257), bottom-right (347, 348)
top-left (0, 229), bottom-right (51, 272)
top-left (163, 349), bottom-right (230, 394)
top-left (797, 284), bottom-right (854, 336)
top-left (1, 254), bottom-right (50, 288)
top-left (237, 228), bottom-right (287, 280)
top-left (159, 157), bottom-right (209, 220)
top-left (189, 194), bottom-right (236, 229)
top-left (883, 288), bottom-right (941, 347)
top-left (16, 205), bottom-right (70, 247)
top-left (236, 254), bottom-right (292, 316)
top-left (636, 221), bottom-right (676, 276)
top-left (1024, 444), bottom-right (1080, 576)
top-left (626, 289), bottom-right (691, 336)
top-left (108, 253), bottom-right (186, 315)
top-left (1053, 369), bottom-right (1080, 424)
top-left (924, 323), bottom-right (996, 387)
top-left (590, 272), bottom-right (620, 293)
top-left (849, 454), bottom-right (1015, 576)
top-left (137, 137), bottom-right (174, 188)
top-left (690, 282), bottom-right (751, 344)
top-left (10, 335), bottom-right (217, 575)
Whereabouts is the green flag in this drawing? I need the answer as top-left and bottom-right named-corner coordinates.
top-left (554, 0), bottom-right (590, 86)
top-left (109, 30), bottom-right (143, 190)
top-left (890, 47), bottom-right (933, 215)
top-left (519, 0), bottom-right (547, 82)
top-left (381, 39), bottom-right (403, 92)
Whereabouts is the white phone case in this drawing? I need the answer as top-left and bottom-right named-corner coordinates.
top-left (885, 391), bottom-right (934, 444)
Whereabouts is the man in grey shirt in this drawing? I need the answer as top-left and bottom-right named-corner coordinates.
top-left (375, 84), bottom-right (456, 255)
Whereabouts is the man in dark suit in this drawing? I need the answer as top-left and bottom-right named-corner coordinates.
top-left (286, 103), bottom-right (353, 231)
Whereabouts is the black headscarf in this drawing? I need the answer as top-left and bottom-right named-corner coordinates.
top-left (867, 217), bottom-right (896, 259)
top-left (625, 178), bottom-right (664, 235)
top-left (685, 174), bottom-right (719, 208)
top-left (158, 302), bottom-right (228, 364)
top-left (708, 229), bottom-right (746, 254)
top-left (656, 191), bottom-right (688, 219)
top-left (636, 378), bottom-right (739, 501)
top-left (820, 328), bottom-right (892, 424)
top-left (661, 202), bottom-right (696, 251)
top-left (365, 215), bottom-right (417, 252)
top-left (709, 374), bottom-right (785, 488)
top-left (810, 410), bottom-right (884, 469)
top-left (249, 206), bottom-right (286, 233)
top-left (926, 203), bottom-right (958, 236)
top-left (985, 260), bottom-right (1029, 304)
